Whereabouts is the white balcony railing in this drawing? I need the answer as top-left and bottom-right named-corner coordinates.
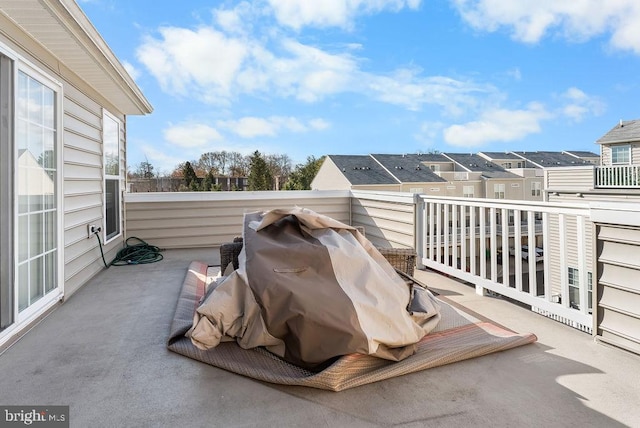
top-left (595, 165), bottom-right (640, 188)
top-left (414, 195), bottom-right (593, 332)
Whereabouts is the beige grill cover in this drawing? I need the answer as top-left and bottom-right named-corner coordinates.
top-left (188, 207), bottom-right (441, 370)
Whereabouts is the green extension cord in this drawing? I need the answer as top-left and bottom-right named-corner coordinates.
top-left (95, 233), bottom-right (163, 268)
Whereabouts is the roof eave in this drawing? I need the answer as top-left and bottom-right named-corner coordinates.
top-left (2, 0), bottom-right (152, 115)
top-left (596, 137), bottom-right (640, 145)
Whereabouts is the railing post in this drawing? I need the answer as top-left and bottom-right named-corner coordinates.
top-left (414, 194), bottom-right (426, 270)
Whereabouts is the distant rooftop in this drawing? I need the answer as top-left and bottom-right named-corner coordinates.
top-left (512, 151), bottom-right (593, 168)
top-left (371, 154), bottom-right (446, 183)
top-left (444, 153), bottom-right (519, 179)
top-left (479, 152), bottom-right (523, 161)
top-left (328, 155), bottom-right (398, 185)
top-left (596, 119), bottom-right (640, 144)
top-left (563, 150), bottom-right (600, 158)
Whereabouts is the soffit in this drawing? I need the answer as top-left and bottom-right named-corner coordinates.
top-left (0, 0), bottom-right (152, 115)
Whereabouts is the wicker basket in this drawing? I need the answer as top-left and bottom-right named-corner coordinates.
top-left (220, 238), bottom-right (416, 277)
top-left (377, 247), bottom-right (416, 277)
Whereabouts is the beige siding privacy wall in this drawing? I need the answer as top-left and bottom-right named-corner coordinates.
top-left (350, 191), bottom-right (416, 249)
top-left (63, 84), bottom-right (125, 296)
top-left (124, 191), bottom-right (352, 249)
top-left (592, 205), bottom-right (640, 355)
top-left (545, 166), bottom-right (595, 191)
top-left (546, 213), bottom-right (594, 299)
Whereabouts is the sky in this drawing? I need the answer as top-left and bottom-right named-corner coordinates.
top-left (77, 0), bottom-right (640, 173)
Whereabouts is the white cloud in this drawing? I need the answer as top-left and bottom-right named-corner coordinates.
top-left (267, 0), bottom-right (422, 30)
top-left (139, 144), bottom-right (184, 173)
top-left (558, 87), bottom-right (606, 122)
top-left (137, 17), bottom-right (488, 113)
top-left (365, 69), bottom-right (491, 114)
top-left (163, 123), bottom-right (223, 148)
top-left (217, 116), bottom-right (330, 138)
top-left (443, 103), bottom-right (551, 147)
top-left (137, 26), bottom-right (249, 100)
top-left (453, 0), bottom-right (640, 54)
top-left (122, 60), bottom-right (141, 81)
top-left (414, 121), bottom-right (445, 143)
top-left (309, 118), bottom-right (331, 130)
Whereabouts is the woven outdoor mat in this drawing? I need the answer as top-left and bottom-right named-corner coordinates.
top-left (167, 261), bottom-right (537, 391)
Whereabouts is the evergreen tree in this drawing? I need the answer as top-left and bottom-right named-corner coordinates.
top-left (247, 151), bottom-right (273, 191)
top-left (182, 161), bottom-right (198, 191)
top-left (283, 156), bottom-right (324, 190)
top-left (202, 168), bottom-right (216, 191)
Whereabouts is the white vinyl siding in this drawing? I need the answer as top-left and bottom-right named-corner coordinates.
top-left (62, 85), bottom-right (125, 296)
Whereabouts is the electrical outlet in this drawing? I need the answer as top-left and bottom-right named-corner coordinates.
top-left (87, 224), bottom-right (97, 238)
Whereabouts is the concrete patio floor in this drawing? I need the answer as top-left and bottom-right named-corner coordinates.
top-left (1, 248), bottom-right (639, 427)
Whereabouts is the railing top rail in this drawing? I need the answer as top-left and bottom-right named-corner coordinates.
top-left (415, 194), bottom-right (591, 214)
top-left (349, 189), bottom-right (417, 204)
top-left (125, 189), bottom-right (351, 203)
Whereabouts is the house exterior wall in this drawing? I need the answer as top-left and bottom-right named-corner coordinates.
top-left (400, 181), bottom-right (483, 198)
top-left (483, 179), bottom-right (528, 201)
top-left (351, 184), bottom-right (400, 191)
top-left (0, 15), bottom-right (128, 298)
top-left (311, 157), bottom-right (354, 190)
top-left (600, 142), bottom-right (640, 165)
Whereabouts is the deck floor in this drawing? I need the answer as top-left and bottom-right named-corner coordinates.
top-left (1, 248), bottom-right (639, 427)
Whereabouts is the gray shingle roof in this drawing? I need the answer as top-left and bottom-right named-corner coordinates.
top-left (370, 154), bottom-right (447, 183)
top-left (479, 152), bottom-right (523, 161)
top-left (444, 153), bottom-right (519, 178)
top-left (512, 151), bottom-right (592, 167)
top-left (564, 150), bottom-right (600, 158)
top-left (328, 155), bottom-right (398, 185)
top-left (596, 119), bottom-right (640, 144)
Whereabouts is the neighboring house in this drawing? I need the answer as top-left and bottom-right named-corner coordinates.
top-left (0, 1), bottom-right (152, 347)
top-left (313, 152), bottom-right (574, 201)
top-left (542, 120), bottom-right (640, 318)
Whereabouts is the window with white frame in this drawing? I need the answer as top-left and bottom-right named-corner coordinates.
top-left (611, 145), bottom-right (630, 165)
top-left (568, 267), bottom-right (580, 310)
top-left (14, 65), bottom-right (61, 314)
top-left (531, 181), bottom-right (541, 197)
top-left (430, 164), bottom-right (440, 172)
top-left (103, 112), bottom-right (121, 241)
top-left (587, 272), bottom-right (593, 313)
top-left (463, 185), bottom-right (474, 197)
top-left (494, 183), bottom-right (505, 199)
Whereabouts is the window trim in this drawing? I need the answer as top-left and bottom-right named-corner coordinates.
top-left (610, 145), bottom-right (631, 165)
top-left (493, 183), bottom-right (505, 199)
top-left (531, 181), bottom-right (541, 197)
top-left (103, 110), bottom-right (122, 244)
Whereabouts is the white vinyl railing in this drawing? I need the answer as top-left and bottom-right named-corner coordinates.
top-left (595, 165), bottom-right (640, 188)
top-left (414, 195), bottom-right (593, 332)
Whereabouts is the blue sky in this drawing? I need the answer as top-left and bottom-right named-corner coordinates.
top-left (78, 0), bottom-right (640, 173)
